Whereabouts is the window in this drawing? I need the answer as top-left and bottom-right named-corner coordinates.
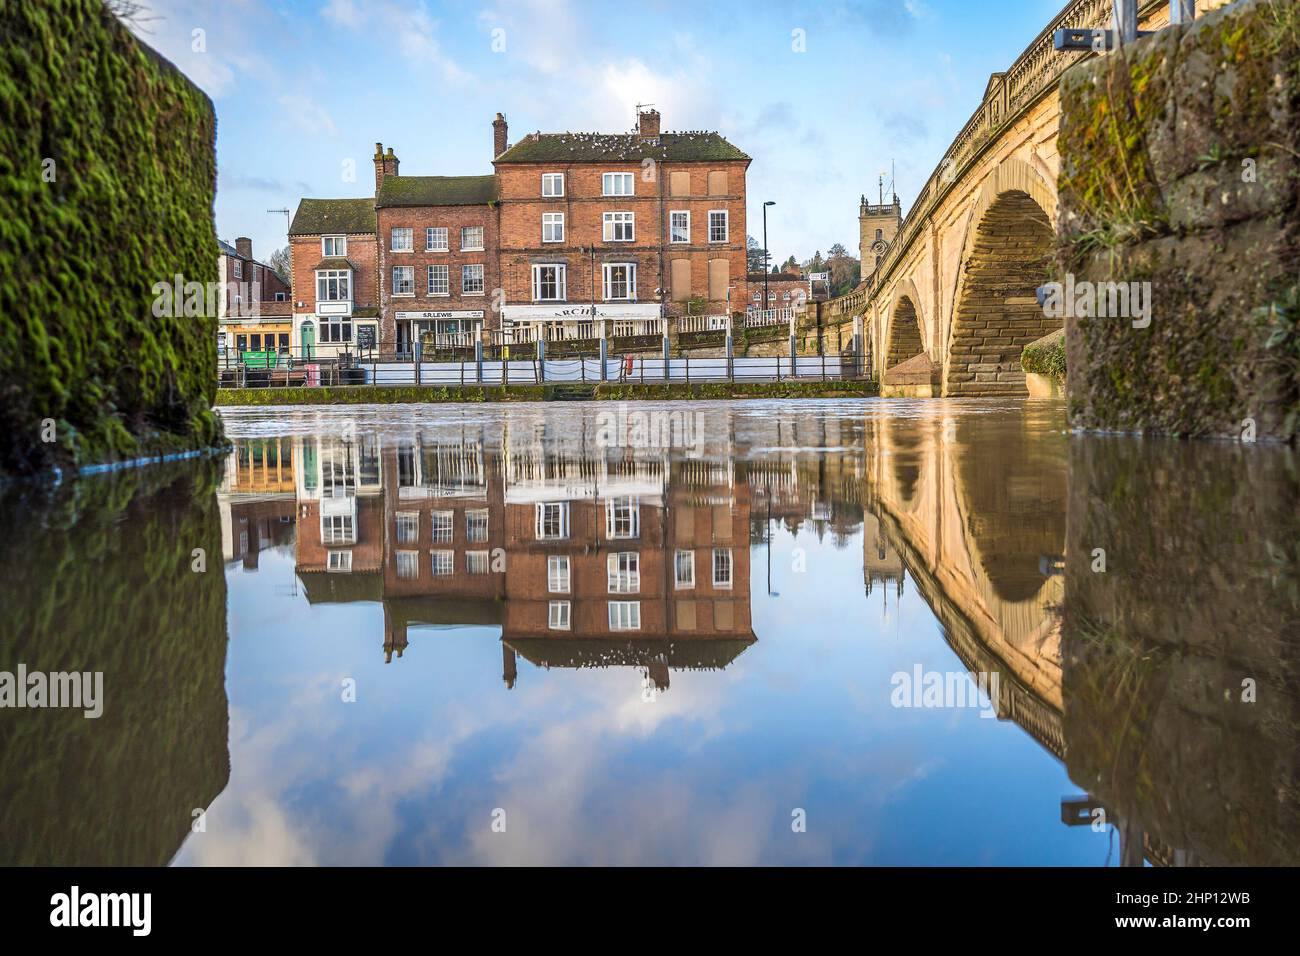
top-left (431, 510), bottom-right (454, 543)
top-left (466, 551), bottom-right (490, 575)
top-left (670, 258), bottom-right (691, 302)
top-left (391, 227), bottom-right (413, 252)
top-left (875, 228), bottom-right (883, 240)
top-left (713, 548), bottom-right (733, 589)
top-left (602, 263), bottom-right (635, 301)
top-left (462, 264), bottom-right (485, 295)
top-left (466, 508), bottom-right (489, 543)
top-left (428, 264), bottom-right (449, 296)
top-left (670, 210), bottom-right (690, 243)
top-left (607, 552), bottom-right (640, 594)
top-left (707, 170), bottom-right (728, 195)
top-left (323, 236), bottom-right (347, 256)
top-left (461, 226), bottom-right (484, 251)
top-left (426, 227), bottom-right (449, 251)
top-left (316, 269), bottom-right (350, 302)
top-left (327, 550), bottom-right (352, 572)
top-left (549, 600), bottom-right (571, 630)
top-left (321, 316), bottom-right (352, 343)
top-left (602, 172), bottom-right (634, 196)
top-left (322, 514), bottom-right (354, 544)
top-left (232, 258), bottom-right (242, 279)
top-left (603, 211), bottom-right (634, 242)
top-left (605, 497), bottom-right (639, 539)
top-left (669, 171), bottom-right (691, 196)
top-left (396, 512), bottom-right (419, 544)
top-left (547, 555), bottom-right (570, 593)
top-left (542, 172), bottom-right (564, 197)
top-left (708, 210), bottom-right (729, 243)
top-left (275, 292), bottom-right (287, 301)
top-left (674, 549), bottom-right (695, 589)
top-left (542, 212), bottom-right (564, 243)
top-left (431, 550), bottom-right (455, 576)
top-left (396, 550), bottom-right (419, 579)
top-left (608, 600), bottom-right (641, 631)
top-left (708, 258), bottom-right (729, 301)
top-left (531, 264), bottom-right (567, 302)
top-left (392, 266), bottom-right (414, 296)
top-left (536, 502), bottom-right (569, 540)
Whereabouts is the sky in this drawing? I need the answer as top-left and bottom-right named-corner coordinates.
top-left (125, 0), bottom-right (1071, 268)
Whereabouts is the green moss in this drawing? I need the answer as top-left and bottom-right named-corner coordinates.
top-left (0, 0), bottom-right (223, 476)
top-left (1021, 329), bottom-right (1066, 382)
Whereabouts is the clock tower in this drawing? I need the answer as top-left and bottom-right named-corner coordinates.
top-left (859, 191), bottom-right (902, 282)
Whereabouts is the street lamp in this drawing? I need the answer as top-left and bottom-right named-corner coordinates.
top-left (762, 201), bottom-right (775, 314)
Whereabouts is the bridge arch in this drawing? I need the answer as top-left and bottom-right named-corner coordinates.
top-left (884, 279), bottom-right (927, 371)
top-left (944, 158), bottom-right (1058, 397)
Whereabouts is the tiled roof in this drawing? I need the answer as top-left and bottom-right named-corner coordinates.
top-left (289, 198), bottom-right (376, 236)
top-left (495, 131), bottom-right (749, 164)
top-left (376, 175), bottom-right (498, 207)
top-left (312, 257), bottom-right (356, 271)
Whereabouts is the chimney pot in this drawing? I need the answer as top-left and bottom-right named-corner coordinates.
top-left (637, 108), bottom-right (661, 140)
top-left (492, 112), bottom-right (508, 159)
top-left (235, 236), bottom-right (252, 260)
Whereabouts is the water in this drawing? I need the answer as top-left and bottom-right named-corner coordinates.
top-left (1, 399), bottom-right (1296, 866)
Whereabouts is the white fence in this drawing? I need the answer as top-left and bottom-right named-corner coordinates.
top-left (744, 307), bottom-right (795, 329)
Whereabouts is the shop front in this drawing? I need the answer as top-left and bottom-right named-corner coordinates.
top-left (501, 303), bottom-right (664, 343)
top-left (396, 310), bottom-right (486, 357)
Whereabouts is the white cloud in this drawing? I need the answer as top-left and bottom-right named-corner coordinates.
top-left (279, 94), bottom-right (339, 138)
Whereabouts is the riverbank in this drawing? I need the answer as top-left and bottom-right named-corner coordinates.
top-left (215, 380), bottom-right (879, 406)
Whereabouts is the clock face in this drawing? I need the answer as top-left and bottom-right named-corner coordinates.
top-left (872, 239), bottom-right (888, 255)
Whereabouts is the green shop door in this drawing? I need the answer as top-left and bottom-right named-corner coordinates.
top-left (301, 322), bottom-right (315, 360)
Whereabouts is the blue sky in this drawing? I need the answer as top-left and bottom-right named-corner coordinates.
top-left (127, 0), bottom-right (1068, 267)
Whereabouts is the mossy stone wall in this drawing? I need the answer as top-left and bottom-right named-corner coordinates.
top-left (0, 0), bottom-right (224, 476)
top-left (1058, 0), bottom-right (1299, 440)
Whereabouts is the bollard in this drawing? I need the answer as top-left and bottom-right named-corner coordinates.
top-left (536, 338), bottom-right (546, 383)
top-left (662, 336), bottom-right (670, 383)
top-left (599, 338), bottom-right (608, 382)
top-left (475, 339), bottom-right (483, 384)
top-left (725, 333), bottom-right (734, 382)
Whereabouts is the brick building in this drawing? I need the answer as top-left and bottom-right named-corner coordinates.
top-left (745, 271), bottom-right (812, 313)
top-left (372, 143), bottom-right (499, 358)
top-left (287, 199), bottom-right (379, 360)
top-left (284, 108), bottom-right (750, 356)
top-left (216, 237), bottom-right (292, 356)
top-left (494, 109), bottom-right (751, 340)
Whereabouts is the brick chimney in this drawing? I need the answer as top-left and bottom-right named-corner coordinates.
top-left (493, 112), bottom-right (508, 159)
top-left (235, 237), bottom-right (252, 260)
top-left (637, 108), bottom-right (660, 140)
top-left (374, 142), bottom-right (399, 193)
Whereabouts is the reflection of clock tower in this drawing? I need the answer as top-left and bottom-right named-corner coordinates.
top-left (858, 190), bottom-right (902, 282)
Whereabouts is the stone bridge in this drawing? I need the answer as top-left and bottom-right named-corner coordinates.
top-left (820, 0), bottom-right (1228, 396)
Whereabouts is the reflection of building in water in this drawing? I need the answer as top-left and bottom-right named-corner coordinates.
top-left (862, 511), bottom-right (904, 601)
top-left (218, 437), bottom-right (297, 568)
top-left (288, 425), bottom-right (755, 681)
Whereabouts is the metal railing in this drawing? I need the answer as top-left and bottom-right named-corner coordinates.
top-left (744, 307), bottom-right (795, 329)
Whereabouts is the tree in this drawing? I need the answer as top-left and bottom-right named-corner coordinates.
top-left (782, 255), bottom-right (800, 274)
top-left (828, 242), bottom-right (848, 258)
top-left (746, 235), bottom-right (767, 275)
top-left (826, 245), bottom-right (860, 297)
top-left (806, 250), bottom-right (826, 275)
top-left (267, 245), bottom-right (291, 284)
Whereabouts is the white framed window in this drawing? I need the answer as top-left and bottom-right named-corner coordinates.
top-left (708, 210), bottom-right (729, 243)
top-left (426, 227), bottom-right (448, 251)
top-left (602, 263), bottom-right (636, 301)
top-left (670, 210), bottom-right (690, 243)
top-left (602, 172), bottom-right (634, 196)
top-left (608, 600), bottom-right (641, 631)
top-left (322, 235), bottom-right (347, 256)
top-left (316, 269), bottom-right (350, 302)
top-left (391, 227), bottom-right (413, 252)
top-left (321, 316), bottom-right (351, 343)
top-left (542, 212), bottom-right (565, 243)
top-left (536, 502), bottom-right (569, 540)
top-left (674, 549), bottom-right (695, 589)
top-left (431, 550), bottom-right (455, 576)
top-left (549, 600), bottom-right (571, 630)
top-left (392, 265), bottom-right (414, 296)
top-left (275, 291), bottom-right (287, 301)
top-left (531, 264), bottom-right (567, 302)
top-left (232, 258), bottom-right (242, 279)
top-left (547, 555), bottom-right (570, 593)
top-left (327, 550), bottom-right (352, 572)
top-left (396, 550), bottom-right (419, 579)
top-left (322, 513), bottom-right (354, 544)
top-left (461, 225), bottom-right (485, 251)
top-left (713, 547), bottom-right (733, 589)
top-left (462, 264), bottom-right (485, 295)
top-left (466, 508), bottom-right (489, 543)
top-left (602, 211), bottom-right (634, 242)
top-left (396, 511), bottom-right (419, 544)
top-left (428, 264), bottom-right (449, 296)
top-left (605, 496), bottom-right (639, 539)
top-left (431, 510), bottom-right (454, 543)
top-left (542, 172), bottom-right (564, 197)
top-left (466, 551), bottom-right (490, 575)
top-left (607, 552), bottom-right (640, 594)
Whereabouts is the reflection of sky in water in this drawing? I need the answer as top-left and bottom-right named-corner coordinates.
top-left (175, 453), bottom-right (1105, 865)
